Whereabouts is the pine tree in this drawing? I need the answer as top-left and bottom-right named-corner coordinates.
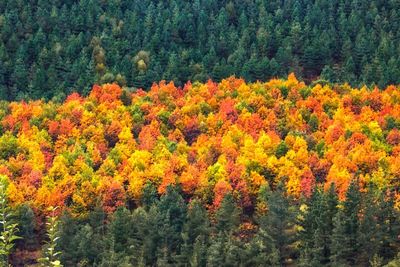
top-left (141, 182), bottom-right (158, 211)
top-left (245, 225), bottom-right (280, 266)
top-left (189, 236), bottom-right (208, 267)
top-left (320, 65), bottom-right (336, 82)
top-left (330, 180), bottom-right (361, 266)
top-left (258, 183), bottom-right (295, 265)
top-left (207, 234), bottom-right (225, 267)
top-left (98, 237), bottom-right (132, 267)
top-left (58, 211), bottom-right (79, 266)
top-left (299, 184), bottom-right (338, 266)
top-left (15, 204), bottom-right (36, 250)
top-left (215, 194), bottom-right (240, 235)
top-left (374, 191), bottom-right (400, 262)
top-left (109, 207), bottom-right (132, 253)
top-left (357, 187), bottom-right (380, 265)
top-left (157, 185), bottom-right (187, 263)
top-left (177, 199), bottom-right (210, 265)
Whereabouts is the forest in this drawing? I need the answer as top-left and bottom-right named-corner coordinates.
top-left (1, 0), bottom-right (400, 266)
top-left (0, 76), bottom-right (399, 265)
top-left (1, 0), bottom-right (400, 100)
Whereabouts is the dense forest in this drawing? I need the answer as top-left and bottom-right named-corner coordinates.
top-left (1, 0), bottom-right (400, 266)
top-left (0, 76), bottom-right (399, 265)
top-left (1, 0), bottom-right (400, 100)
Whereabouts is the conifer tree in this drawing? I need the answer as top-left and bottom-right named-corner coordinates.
top-left (298, 184), bottom-right (338, 266)
top-left (330, 180), bottom-right (361, 266)
top-left (258, 183), bottom-right (295, 265)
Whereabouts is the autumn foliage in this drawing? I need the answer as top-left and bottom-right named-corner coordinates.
top-left (0, 74), bottom-right (399, 215)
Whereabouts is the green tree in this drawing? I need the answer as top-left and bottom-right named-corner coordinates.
top-left (38, 207), bottom-right (62, 267)
top-left (58, 211), bottom-right (79, 266)
top-left (109, 207), bottom-right (132, 254)
top-left (215, 194), bottom-right (240, 235)
top-left (298, 184), bottom-right (338, 266)
top-left (258, 183), bottom-right (295, 265)
top-left (177, 199), bottom-right (210, 265)
top-left (156, 185), bottom-right (187, 264)
top-left (0, 177), bottom-right (21, 266)
top-left (15, 204), bottom-right (36, 250)
top-left (330, 180), bottom-right (361, 266)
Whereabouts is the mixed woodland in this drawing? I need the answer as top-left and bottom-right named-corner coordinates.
top-left (0, 0), bottom-right (400, 266)
top-left (0, 76), bottom-right (399, 265)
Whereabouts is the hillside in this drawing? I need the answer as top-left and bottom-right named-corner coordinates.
top-left (1, 0), bottom-right (400, 100)
top-left (0, 74), bottom-right (399, 210)
top-left (1, 0), bottom-right (400, 266)
top-left (0, 74), bottom-right (400, 266)
top-left (0, 75), bottom-right (399, 265)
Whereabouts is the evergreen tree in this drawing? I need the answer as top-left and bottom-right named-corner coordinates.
top-left (108, 207), bottom-right (132, 254)
top-left (374, 190), bottom-right (400, 262)
top-left (58, 211), bottom-right (79, 266)
top-left (215, 194), bottom-right (240, 235)
top-left (157, 185), bottom-right (187, 263)
top-left (298, 184), bottom-right (338, 266)
top-left (178, 199), bottom-right (210, 265)
top-left (257, 183), bottom-right (295, 265)
top-left (330, 180), bottom-right (361, 266)
top-left (141, 181), bottom-right (158, 211)
top-left (15, 204), bottom-right (37, 250)
top-left (0, 0), bottom-right (399, 100)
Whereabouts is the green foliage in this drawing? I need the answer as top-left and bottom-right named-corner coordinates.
top-left (179, 199), bottom-right (210, 265)
top-left (0, 133), bottom-right (19, 160)
top-left (298, 185), bottom-right (338, 266)
top-left (0, 1), bottom-right (399, 100)
top-left (58, 212), bottom-right (79, 266)
top-left (141, 182), bottom-right (158, 211)
top-left (330, 180), bottom-right (361, 266)
top-left (258, 183), bottom-right (296, 265)
top-left (215, 194), bottom-right (240, 235)
top-left (15, 204), bottom-right (37, 250)
top-left (21, 183), bottom-right (398, 266)
top-left (38, 207), bottom-right (63, 267)
top-left (315, 141), bottom-right (326, 158)
top-left (308, 114), bottom-right (319, 132)
top-left (275, 141), bottom-right (289, 158)
top-left (0, 178), bottom-right (21, 266)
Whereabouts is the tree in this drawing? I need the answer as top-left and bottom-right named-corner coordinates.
top-left (207, 233), bottom-right (243, 267)
top-left (373, 190), bottom-right (400, 263)
top-left (141, 182), bottom-right (158, 211)
top-left (0, 177), bottom-right (21, 266)
top-left (108, 207), bottom-right (132, 254)
top-left (156, 186), bottom-right (187, 263)
top-left (58, 211), bottom-right (79, 266)
top-left (246, 186), bottom-right (281, 267)
top-left (245, 229), bottom-right (279, 266)
top-left (178, 199), bottom-right (210, 265)
top-left (98, 237), bottom-right (133, 267)
top-left (11, 49), bottom-right (29, 98)
top-left (38, 207), bottom-right (62, 267)
top-left (15, 204), bottom-right (37, 250)
top-left (298, 184), bottom-right (338, 266)
top-left (320, 65), bottom-right (336, 82)
top-left (330, 180), bottom-right (361, 266)
top-left (215, 194), bottom-right (240, 235)
top-left (257, 183), bottom-right (295, 265)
